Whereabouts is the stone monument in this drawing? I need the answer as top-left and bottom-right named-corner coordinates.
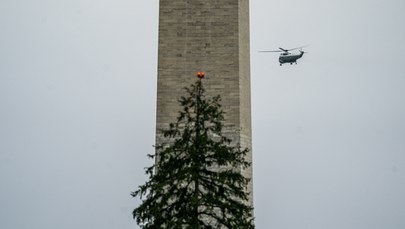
top-left (156, 0), bottom-right (253, 206)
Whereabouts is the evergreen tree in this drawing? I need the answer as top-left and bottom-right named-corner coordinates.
top-left (132, 79), bottom-right (254, 228)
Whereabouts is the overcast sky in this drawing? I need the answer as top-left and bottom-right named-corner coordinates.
top-left (1, 0), bottom-right (405, 228)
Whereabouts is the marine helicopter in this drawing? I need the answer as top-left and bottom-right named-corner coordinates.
top-left (259, 46), bottom-right (308, 66)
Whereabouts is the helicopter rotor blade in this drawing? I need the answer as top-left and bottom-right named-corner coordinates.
top-left (287, 45), bottom-right (309, 51)
top-left (258, 50), bottom-right (282, 53)
top-left (259, 45), bottom-right (309, 53)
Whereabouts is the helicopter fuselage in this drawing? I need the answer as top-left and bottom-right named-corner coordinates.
top-left (259, 46), bottom-right (307, 65)
top-left (279, 51), bottom-right (304, 65)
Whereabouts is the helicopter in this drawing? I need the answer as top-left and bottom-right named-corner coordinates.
top-left (259, 46), bottom-right (308, 66)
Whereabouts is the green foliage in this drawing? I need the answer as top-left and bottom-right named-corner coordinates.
top-left (132, 80), bottom-right (254, 228)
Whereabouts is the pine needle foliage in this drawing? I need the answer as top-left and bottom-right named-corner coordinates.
top-left (132, 80), bottom-right (254, 228)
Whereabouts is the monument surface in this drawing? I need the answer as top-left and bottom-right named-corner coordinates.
top-left (156, 0), bottom-right (253, 206)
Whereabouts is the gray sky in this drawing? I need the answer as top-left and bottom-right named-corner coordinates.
top-left (1, 0), bottom-right (404, 228)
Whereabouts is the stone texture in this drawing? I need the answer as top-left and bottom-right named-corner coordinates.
top-left (156, 0), bottom-right (253, 207)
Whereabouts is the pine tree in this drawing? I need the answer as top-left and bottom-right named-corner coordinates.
top-left (132, 79), bottom-right (254, 228)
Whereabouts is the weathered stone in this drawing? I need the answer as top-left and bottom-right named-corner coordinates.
top-left (156, 0), bottom-right (253, 207)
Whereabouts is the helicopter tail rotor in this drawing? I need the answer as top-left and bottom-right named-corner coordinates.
top-left (299, 48), bottom-right (308, 53)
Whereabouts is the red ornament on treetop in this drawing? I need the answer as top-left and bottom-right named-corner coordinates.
top-left (197, 71), bottom-right (205, 79)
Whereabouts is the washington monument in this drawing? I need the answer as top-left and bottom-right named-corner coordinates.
top-left (156, 0), bottom-right (253, 206)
